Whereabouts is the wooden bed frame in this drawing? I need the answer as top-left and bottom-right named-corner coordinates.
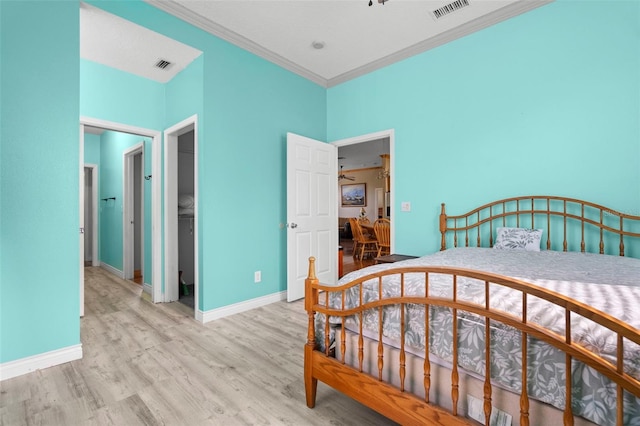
top-left (304, 195), bottom-right (640, 426)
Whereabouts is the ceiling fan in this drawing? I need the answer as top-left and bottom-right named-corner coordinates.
top-left (338, 165), bottom-right (355, 181)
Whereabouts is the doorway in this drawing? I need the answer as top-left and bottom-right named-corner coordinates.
top-left (83, 164), bottom-right (99, 267)
top-left (79, 117), bottom-right (162, 307)
top-left (333, 130), bottom-right (395, 276)
top-left (164, 115), bottom-right (199, 317)
top-left (123, 144), bottom-right (144, 284)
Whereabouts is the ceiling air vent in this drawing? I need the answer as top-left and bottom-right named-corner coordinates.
top-left (154, 59), bottom-right (172, 70)
top-left (431, 0), bottom-right (470, 19)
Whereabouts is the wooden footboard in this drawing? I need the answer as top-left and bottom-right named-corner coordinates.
top-left (304, 257), bottom-right (640, 426)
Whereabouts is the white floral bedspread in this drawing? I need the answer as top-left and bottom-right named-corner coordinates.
top-left (316, 248), bottom-right (640, 425)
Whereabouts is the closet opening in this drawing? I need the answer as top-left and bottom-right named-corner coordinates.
top-left (164, 115), bottom-right (198, 318)
top-left (177, 130), bottom-right (195, 310)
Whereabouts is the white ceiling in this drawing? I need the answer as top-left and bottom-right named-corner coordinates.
top-left (339, 138), bottom-right (390, 169)
top-left (81, 0), bottom-right (551, 87)
top-left (80, 3), bottom-right (203, 83)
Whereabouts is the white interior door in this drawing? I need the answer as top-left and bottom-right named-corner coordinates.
top-left (286, 132), bottom-right (338, 302)
top-left (123, 143), bottom-right (143, 280)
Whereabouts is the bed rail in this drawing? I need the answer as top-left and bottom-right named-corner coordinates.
top-left (304, 257), bottom-right (640, 426)
top-left (439, 196), bottom-right (640, 256)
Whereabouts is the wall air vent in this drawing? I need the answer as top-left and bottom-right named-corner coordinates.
top-left (431, 0), bottom-right (470, 19)
top-left (154, 59), bottom-right (172, 70)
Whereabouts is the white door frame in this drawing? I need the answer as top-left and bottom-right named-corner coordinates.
top-left (79, 126), bottom-right (85, 317)
top-left (332, 129), bottom-right (395, 253)
top-left (80, 117), bottom-right (162, 303)
top-left (164, 115), bottom-right (198, 315)
top-left (123, 143), bottom-right (144, 281)
top-left (84, 164), bottom-right (99, 267)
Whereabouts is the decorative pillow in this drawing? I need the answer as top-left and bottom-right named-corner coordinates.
top-left (493, 227), bottom-right (543, 251)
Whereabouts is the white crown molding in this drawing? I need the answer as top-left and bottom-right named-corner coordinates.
top-left (144, 0), bottom-right (328, 87)
top-left (0, 345), bottom-right (83, 381)
top-left (197, 291), bottom-right (286, 324)
top-left (145, 0), bottom-right (552, 89)
top-left (326, 0), bottom-right (553, 87)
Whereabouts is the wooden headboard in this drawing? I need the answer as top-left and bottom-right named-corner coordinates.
top-left (439, 195), bottom-right (640, 256)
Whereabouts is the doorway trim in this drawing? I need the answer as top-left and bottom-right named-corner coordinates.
top-left (123, 143), bottom-right (144, 282)
top-left (84, 164), bottom-right (99, 267)
top-left (331, 129), bottom-right (395, 253)
top-left (80, 116), bottom-right (162, 303)
top-left (164, 114), bottom-right (199, 317)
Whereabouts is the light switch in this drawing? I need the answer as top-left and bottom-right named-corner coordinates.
top-left (401, 202), bottom-right (411, 212)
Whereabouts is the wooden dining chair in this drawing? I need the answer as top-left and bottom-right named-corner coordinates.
top-left (373, 218), bottom-right (391, 257)
top-left (350, 218), bottom-right (378, 261)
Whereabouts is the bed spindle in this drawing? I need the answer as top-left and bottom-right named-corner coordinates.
top-left (620, 217), bottom-right (625, 256)
top-left (340, 291), bottom-right (346, 364)
top-left (399, 273), bottom-right (406, 392)
top-left (531, 198), bottom-right (534, 230)
top-left (324, 291), bottom-right (331, 356)
top-left (358, 286), bottom-right (364, 371)
top-left (546, 199), bottom-right (552, 250)
top-left (465, 217), bottom-right (469, 247)
top-left (451, 275), bottom-right (459, 416)
top-left (521, 293), bottom-right (530, 426)
top-left (489, 206), bottom-right (494, 247)
top-left (617, 334), bottom-right (624, 426)
top-left (477, 211), bottom-right (481, 247)
top-left (440, 203), bottom-right (447, 251)
top-left (564, 311), bottom-right (574, 425)
top-left (599, 211), bottom-right (605, 254)
top-left (424, 272), bottom-right (431, 403)
top-left (377, 277), bottom-right (384, 380)
top-left (484, 281), bottom-right (493, 425)
top-left (563, 201), bottom-right (568, 252)
top-left (580, 204), bottom-right (586, 253)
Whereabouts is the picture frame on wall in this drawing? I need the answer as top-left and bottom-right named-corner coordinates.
top-left (341, 183), bottom-right (366, 207)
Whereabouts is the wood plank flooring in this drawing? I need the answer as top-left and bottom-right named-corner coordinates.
top-left (0, 267), bottom-right (396, 425)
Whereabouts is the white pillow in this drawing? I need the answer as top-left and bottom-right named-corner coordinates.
top-left (493, 227), bottom-right (543, 251)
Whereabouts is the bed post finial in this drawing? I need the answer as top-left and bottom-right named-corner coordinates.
top-left (307, 256), bottom-right (317, 280)
top-left (440, 203), bottom-right (447, 251)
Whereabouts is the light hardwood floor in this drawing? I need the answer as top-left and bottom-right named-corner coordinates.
top-left (0, 267), bottom-right (396, 425)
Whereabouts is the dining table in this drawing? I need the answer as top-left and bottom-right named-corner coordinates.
top-left (359, 222), bottom-right (376, 238)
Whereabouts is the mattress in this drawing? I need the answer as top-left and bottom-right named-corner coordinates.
top-left (315, 248), bottom-right (640, 425)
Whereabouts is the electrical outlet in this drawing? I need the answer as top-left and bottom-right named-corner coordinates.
top-left (254, 271), bottom-right (261, 283)
top-left (401, 201), bottom-right (411, 212)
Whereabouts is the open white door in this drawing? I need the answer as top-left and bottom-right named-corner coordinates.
top-left (286, 133), bottom-right (338, 302)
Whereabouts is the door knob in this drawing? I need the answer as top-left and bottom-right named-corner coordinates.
top-left (289, 223), bottom-right (298, 229)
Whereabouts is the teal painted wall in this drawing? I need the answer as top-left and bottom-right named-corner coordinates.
top-left (84, 133), bottom-right (101, 164)
top-left (327, 0), bottom-right (640, 257)
top-left (0, 1), bottom-right (80, 363)
top-left (199, 43), bottom-right (327, 310)
top-left (81, 59), bottom-right (165, 132)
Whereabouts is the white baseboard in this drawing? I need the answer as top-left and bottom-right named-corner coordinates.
top-left (197, 291), bottom-right (286, 324)
top-left (100, 262), bottom-right (124, 278)
top-left (143, 283), bottom-right (152, 295)
top-left (0, 344), bottom-right (83, 381)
